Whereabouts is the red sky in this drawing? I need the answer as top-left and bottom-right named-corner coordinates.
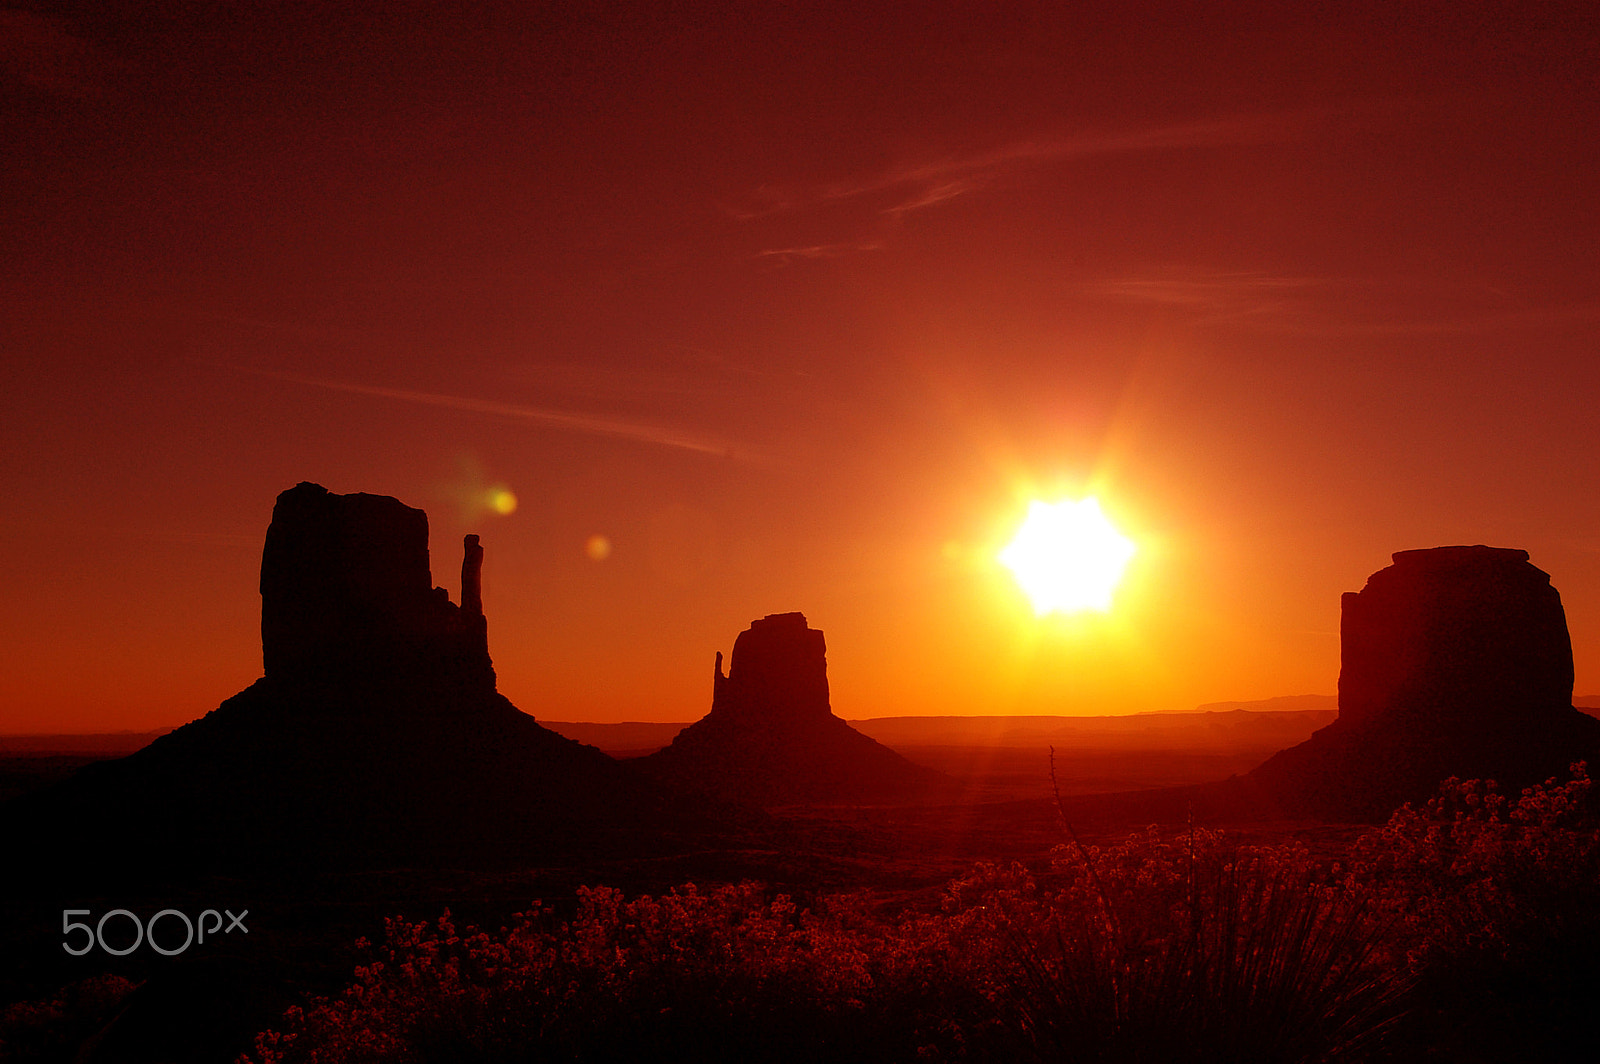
top-left (4, 3), bottom-right (1599, 732)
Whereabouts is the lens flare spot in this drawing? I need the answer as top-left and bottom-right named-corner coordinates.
top-left (488, 487), bottom-right (518, 515)
top-left (999, 497), bottom-right (1136, 615)
top-left (585, 534), bottom-right (612, 561)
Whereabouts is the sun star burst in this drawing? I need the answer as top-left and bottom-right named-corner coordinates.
top-left (999, 497), bottom-right (1136, 615)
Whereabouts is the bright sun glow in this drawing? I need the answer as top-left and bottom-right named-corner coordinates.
top-left (999, 497), bottom-right (1137, 615)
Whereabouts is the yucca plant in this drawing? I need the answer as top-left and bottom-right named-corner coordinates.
top-left (987, 764), bottom-right (1413, 1064)
top-left (998, 852), bottom-right (1411, 1064)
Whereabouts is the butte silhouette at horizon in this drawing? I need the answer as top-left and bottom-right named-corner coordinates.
top-left (1244, 545), bottom-right (1600, 819)
top-left (4, 483), bottom-right (743, 884)
top-left (1049, 544), bottom-right (1600, 825)
top-left (642, 611), bottom-right (953, 805)
top-left (11, 486), bottom-right (1600, 890)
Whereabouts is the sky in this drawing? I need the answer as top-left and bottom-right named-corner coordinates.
top-left (4, 2), bottom-right (1599, 732)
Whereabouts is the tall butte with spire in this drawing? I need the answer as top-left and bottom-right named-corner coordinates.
top-left (258, 483), bottom-right (494, 697)
top-left (7, 483), bottom-right (725, 882)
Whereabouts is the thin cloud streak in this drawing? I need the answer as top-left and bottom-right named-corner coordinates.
top-left (218, 365), bottom-right (755, 461)
top-left (1087, 274), bottom-right (1323, 305)
top-left (883, 179), bottom-right (976, 216)
top-left (876, 111), bottom-right (1307, 194)
top-left (733, 108), bottom-right (1325, 221)
top-left (1086, 272), bottom-right (1326, 326)
top-left (756, 240), bottom-right (886, 264)
top-left (1084, 273), bottom-right (1600, 336)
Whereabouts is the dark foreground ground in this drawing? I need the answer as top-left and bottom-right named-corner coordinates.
top-left (3, 728), bottom-right (1595, 1063)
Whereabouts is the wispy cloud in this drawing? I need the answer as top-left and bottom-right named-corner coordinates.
top-left (1084, 272), bottom-right (1327, 327)
top-left (756, 239), bottom-right (886, 264)
top-left (217, 365), bottom-right (754, 460)
top-left (1087, 274), bottom-right (1322, 304)
top-left (1082, 272), bottom-right (1600, 336)
top-left (882, 180), bottom-right (977, 217)
top-left (731, 108), bottom-right (1323, 223)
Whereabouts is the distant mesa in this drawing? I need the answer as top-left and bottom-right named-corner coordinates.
top-left (642, 612), bottom-right (951, 805)
top-left (1248, 545), bottom-right (1600, 819)
top-left (6, 482), bottom-right (730, 881)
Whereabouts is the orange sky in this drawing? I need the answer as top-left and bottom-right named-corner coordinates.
top-left (4, 4), bottom-right (1599, 732)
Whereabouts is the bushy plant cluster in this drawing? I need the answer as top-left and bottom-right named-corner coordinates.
top-left (242, 767), bottom-right (1600, 1063)
top-left (0, 973), bottom-right (136, 1063)
top-left (1348, 763), bottom-right (1600, 1061)
top-left (244, 846), bottom-right (1402, 1063)
top-left (244, 882), bottom-right (983, 1064)
top-left (944, 830), bottom-right (1408, 1064)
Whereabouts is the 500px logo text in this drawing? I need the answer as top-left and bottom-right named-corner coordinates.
top-left (62, 908), bottom-right (249, 956)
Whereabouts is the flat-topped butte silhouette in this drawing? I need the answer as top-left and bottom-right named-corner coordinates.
top-left (642, 612), bottom-right (951, 805)
top-left (6, 483), bottom-right (729, 880)
top-left (1246, 545), bottom-right (1600, 819)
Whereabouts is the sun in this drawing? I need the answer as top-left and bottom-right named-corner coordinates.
top-left (999, 497), bottom-right (1137, 615)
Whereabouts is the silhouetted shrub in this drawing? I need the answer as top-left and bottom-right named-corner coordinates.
top-left (951, 832), bottom-right (1409, 1063)
top-left (1350, 762), bottom-right (1600, 1061)
top-left (0, 973), bottom-right (138, 1064)
top-left (244, 771), bottom-right (1600, 1063)
top-left (243, 882), bottom-right (981, 1063)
